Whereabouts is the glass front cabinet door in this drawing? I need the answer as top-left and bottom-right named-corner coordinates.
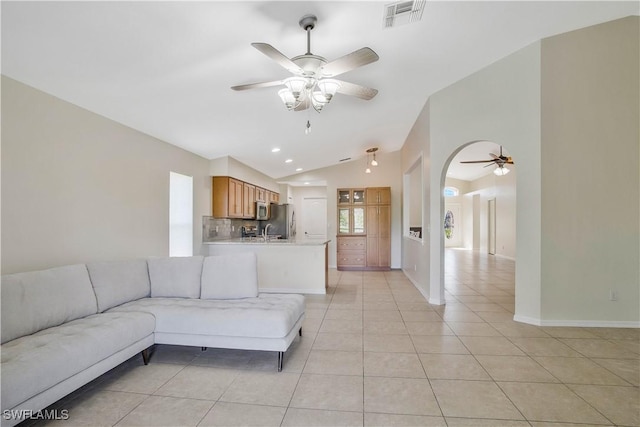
top-left (338, 206), bottom-right (366, 235)
top-left (338, 189), bottom-right (365, 205)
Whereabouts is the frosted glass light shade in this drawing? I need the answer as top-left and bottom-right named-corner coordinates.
top-left (284, 77), bottom-right (307, 100)
top-left (494, 166), bottom-right (510, 176)
top-left (278, 89), bottom-right (296, 110)
top-left (317, 79), bottom-right (340, 102)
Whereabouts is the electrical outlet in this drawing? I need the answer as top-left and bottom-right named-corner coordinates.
top-left (609, 290), bottom-right (618, 301)
top-left (414, 265), bottom-right (417, 271)
top-left (215, 226), bottom-right (218, 233)
top-left (232, 226), bottom-right (235, 232)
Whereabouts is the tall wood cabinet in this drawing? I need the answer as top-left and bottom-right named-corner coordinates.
top-left (336, 187), bottom-right (391, 271)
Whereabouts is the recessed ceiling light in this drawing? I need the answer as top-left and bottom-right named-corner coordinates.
top-left (304, 182), bottom-right (310, 185)
top-left (285, 159), bottom-right (293, 163)
top-left (296, 168), bottom-right (303, 172)
top-left (271, 148), bottom-right (280, 153)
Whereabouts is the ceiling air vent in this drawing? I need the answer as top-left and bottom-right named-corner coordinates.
top-left (384, 0), bottom-right (425, 28)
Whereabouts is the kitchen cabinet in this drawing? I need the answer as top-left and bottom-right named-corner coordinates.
top-left (256, 187), bottom-right (267, 202)
top-left (338, 188), bottom-right (365, 205)
top-left (336, 236), bottom-right (366, 269)
top-left (269, 191), bottom-right (280, 204)
top-left (366, 204), bottom-right (391, 269)
top-left (337, 186), bottom-right (391, 271)
top-left (212, 176), bottom-right (244, 218)
top-left (243, 183), bottom-right (256, 218)
top-left (366, 187), bottom-right (391, 205)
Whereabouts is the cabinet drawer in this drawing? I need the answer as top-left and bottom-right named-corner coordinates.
top-left (337, 237), bottom-right (366, 251)
top-left (337, 251), bottom-right (366, 266)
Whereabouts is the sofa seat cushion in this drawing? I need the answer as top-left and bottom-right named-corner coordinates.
top-left (0, 311), bottom-right (155, 411)
top-left (109, 294), bottom-right (305, 339)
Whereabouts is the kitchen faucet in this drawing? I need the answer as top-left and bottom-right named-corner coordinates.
top-left (262, 223), bottom-right (272, 241)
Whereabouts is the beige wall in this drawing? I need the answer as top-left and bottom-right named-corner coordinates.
top-left (401, 16), bottom-right (639, 325)
top-left (540, 16), bottom-right (639, 323)
top-left (400, 101), bottom-right (433, 301)
top-left (280, 151), bottom-right (402, 269)
top-left (1, 77), bottom-right (211, 274)
top-left (209, 156), bottom-right (279, 192)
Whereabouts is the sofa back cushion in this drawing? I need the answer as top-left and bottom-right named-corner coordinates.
top-left (86, 260), bottom-right (151, 312)
top-left (200, 252), bottom-right (259, 299)
top-left (1, 264), bottom-right (98, 344)
top-left (148, 256), bottom-right (203, 298)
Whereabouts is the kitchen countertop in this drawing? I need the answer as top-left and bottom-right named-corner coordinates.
top-left (204, 237), bottom-right (330, 246)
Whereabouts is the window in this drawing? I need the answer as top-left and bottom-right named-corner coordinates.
top-left (444, 187), bottom-right (459, 197)
top-left (169, 172), bottom-right (193, 256)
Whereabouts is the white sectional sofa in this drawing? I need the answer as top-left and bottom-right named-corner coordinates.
top-left (1, 253), bottom-right (305, 427)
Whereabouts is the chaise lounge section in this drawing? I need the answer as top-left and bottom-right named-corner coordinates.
top-left (1, 252), bottom-right (305, 427)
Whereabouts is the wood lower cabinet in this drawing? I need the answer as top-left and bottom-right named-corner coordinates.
top-left (337, 236), bottom-right (367, 269)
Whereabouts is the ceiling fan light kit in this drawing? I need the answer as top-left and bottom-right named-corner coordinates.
top-left (494, 165), bottom-right (510, 176)
top-left (231, 14), bottom-right (379, 132)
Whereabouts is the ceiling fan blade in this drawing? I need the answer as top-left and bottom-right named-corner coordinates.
top-left (460, 160), bottom-right (496, 164)
top-left (489, 153), bottom-right (499, 160)
top-left (333, 80), bottom-right (378, 100)
top-left (321, 47), bottom-right (379, 77)
top-left (506, 161), bottom-right (514, 164)
top-left (231, 80), bottom-right (284, 91)
top-left (251, 43), bottom-right (304, 75)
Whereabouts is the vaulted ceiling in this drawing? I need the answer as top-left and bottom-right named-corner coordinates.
top-left (2, 1), bottom-right (637, 180)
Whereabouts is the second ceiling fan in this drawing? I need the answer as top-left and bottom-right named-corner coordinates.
top-left (231, 14), bottom-right (379, 112)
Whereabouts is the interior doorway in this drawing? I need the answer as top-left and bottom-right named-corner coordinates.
top-left (301, 197), bottom-right (327, 238)
top-left (441, 140), bottom-right (517, 306)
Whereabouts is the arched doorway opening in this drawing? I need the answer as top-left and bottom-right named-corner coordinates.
top-left (440, 141), bottom-right (517, 316)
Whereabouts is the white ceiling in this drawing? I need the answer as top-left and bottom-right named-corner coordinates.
top-left (2, 1), bottom-right (637, 181)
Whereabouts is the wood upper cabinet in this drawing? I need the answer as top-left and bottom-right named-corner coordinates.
top-left (366, 187), bottom-right (391, 205)
top-left (256, 187), bottom-right (267, 202)
top-left (243, 183), bottom-right (256, 218)
top-left (212, 176), bottom-right (244, 218)
top-left (269, 191), bottom-right (280, 204)
top-left (338, 188), bottom-right (365, 205)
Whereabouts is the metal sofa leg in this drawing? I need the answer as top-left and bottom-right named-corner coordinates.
top-left (141, 348), bottom-right (151, 365)
top-left (299, 327), bottom-right (302, 336)
top-left (277, 351), bottom-right (284, 372)
top-left (201, 347), bottom-right (207, 351)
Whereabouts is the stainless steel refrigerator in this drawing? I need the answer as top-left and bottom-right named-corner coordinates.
top-left (268, 203), bottom-right (296, 239)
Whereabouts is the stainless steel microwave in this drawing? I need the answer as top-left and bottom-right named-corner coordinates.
top-left (255, 201), bottom-right (269, 220)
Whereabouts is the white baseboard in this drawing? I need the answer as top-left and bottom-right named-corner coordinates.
top-left (514, 315), bottom-right (640, 328)
top-left (401, 268), bottom-right (445, 305)
top-left (260, 287), bottom-right (326, 295)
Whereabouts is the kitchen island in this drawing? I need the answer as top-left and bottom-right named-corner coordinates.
top-left (204, 238), bottom-right (330, 294)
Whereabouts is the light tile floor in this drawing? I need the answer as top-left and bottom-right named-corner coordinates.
top-left (29, 249), bottom-right (638, 426)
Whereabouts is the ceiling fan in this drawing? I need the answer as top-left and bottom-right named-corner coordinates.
top-left (460, 146), bottom-right (514, 176)
top-left (460, 146), bottom-right (514, 167)
top-left (231, 14), bottom-right (379, 113)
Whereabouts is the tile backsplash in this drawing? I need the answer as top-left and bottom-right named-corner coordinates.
top-left (202, 216), bottom-right (258, 241)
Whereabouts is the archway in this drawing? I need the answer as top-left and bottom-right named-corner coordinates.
top-left (440, 141), bottom-right (517, 314)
